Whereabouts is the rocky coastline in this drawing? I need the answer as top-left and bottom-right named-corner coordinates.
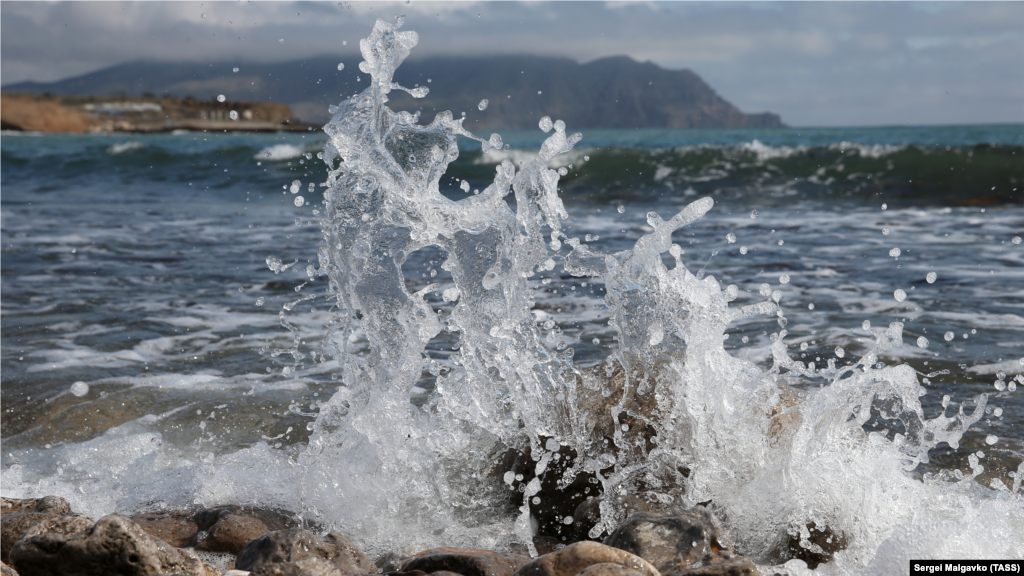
top-left (0, 494), bottom-right (781, 576)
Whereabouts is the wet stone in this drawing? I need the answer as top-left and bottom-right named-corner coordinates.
top-left (400, 548), bottom-right (531, 576)
top-left (771, 522), bottom-right (846, 570)
top-left (603, 509), bottom-right (731, 573)
top-left (235, 528), bottom-right (374, 574)
top-left (512, 542), bottom-right (659, 576)
top-left (8, 514), bottom-right (215, 576)
top-left (0, 498), bottom-right (71, 517)
top-left (1, 513), bottom-right (59, 564)
top-left (21, 515), bottom-right (93, 541)
top-left (194, 513), bottom-right (269, 555)
top-left (1, 561), bottom-right (19, 576)
top-left (131, 511), bottom-right (199, 548)
top-left (671, 555), bottom-right (757, 576)
top-left (249, 556), bottom-right (349, 576)
top-left (575, 563), bottom-right (646, 576)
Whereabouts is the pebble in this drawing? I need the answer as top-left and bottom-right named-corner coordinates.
top-left (513, 542), bottom-right (659, 576)
top-left (400, 547), bottom-right (530, 576)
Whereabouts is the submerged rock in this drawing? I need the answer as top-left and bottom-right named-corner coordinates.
top-left (131, 511), bottom-right (200, 548)
top-left (8, 514), bottom-right (215, 576)
top-left (603, 510), bottom-right (731, 573)
top-left (0, 498), bottom-right (71, 517)
top-left (670, 555), bottom-right (757, 576)
top-left (235, 528), bottom-right (374, 574)
top-left (513, 542), bottom-right (659, 576)
top-left (400, 548), bottom-right (531, 576)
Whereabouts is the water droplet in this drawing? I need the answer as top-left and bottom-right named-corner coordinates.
top-left (808, 303), bottom-right (814, 310)
top-left (750, 209), bottom-right (758, 219)
top-left (477, 99), bottom-right (489, 111)
top-left (70, 381), bottom-right (89, 397)
top-left (926, 272), bottom-right (937, 284)
top-left (739, 246), bottom-right (748, 254)
top-left (539, 116), bottom-right (553, 132)
top-left (617, 205), bottom-right (625, 214)
top-left (985, 435), bottom-right (998, 445)
top-left (916, 336), bottom-right (929, 348)
top-left (994, 408), bottom-right (1003, 417)
top-left (894, 289), bottom-right (907, 302)
top-left (338, 62), bottom-right (345, 71)
top-left (217, 94), bottom-right (226, 103)
top-left (558, 167), bottom-right (568, 176)
top-left (290, 180), bottom-right (301, 194)
top-left (584, 155), bottom-right (590, 161)
top-left (294, 196), bottom-right (305, 207)
top-left (229, 110), bottom-right (238, 120)
top-left (279, 38), bottom-right (284, 43)
top-left (777, 240), bottom-right (784, 246)
top-left (882, 227), bottom-right (890, 235)
top-left (201, 13), bottom-right (207, 19)
top-left (862, 320), bottom-right (871, 330)
top-left (563, 516), bottom-right (574, 525)
top-left (741, 336), bottom-right (749, 343)
top-left (256, 297), bottom-right (266, 306)
top-left (944, 331), bottom-right (954, 341)
top-left (592, 338), bottom-right (600, 345)
top-left (889, 247), bottom-right (901, 258)
top-left (233, 67), bottom-right (239, 73)
top-left (1013, 236), bottom-right (1022, 245)
top-left (881, 203), bottom-right (888, 210)
top-left (835, 347), bottom-right (845, 358)
top-left (726, 233), bottom-right (736, 243)
top-left (759, 284), bottom-right (772, 296)
top-left (779, 274), bottom-right (790, 284)
top-left (308, 183), bottom-right (315, 193)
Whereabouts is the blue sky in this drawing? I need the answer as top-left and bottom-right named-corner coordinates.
top-left (2, 1), bottom-right (1021, 127)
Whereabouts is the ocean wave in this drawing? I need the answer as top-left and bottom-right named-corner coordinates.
top-left (106, 141), bottom-right (147, 155)
top-left (256, 143), bottom-right (306, 160)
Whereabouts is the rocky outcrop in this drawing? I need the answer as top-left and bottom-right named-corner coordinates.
top-left (235, 528), bottom-right (374, 574)
top-left (400, 548), bottom-right (532, 576)
top-left (8, 514), bottom-right (216, 576)
top-left (513, 542), bottom-right (659, 576)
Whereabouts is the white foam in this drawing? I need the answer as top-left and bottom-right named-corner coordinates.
top-left (256, 144), bottom-right (306, 161)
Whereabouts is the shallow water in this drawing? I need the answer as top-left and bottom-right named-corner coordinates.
top-left (2, 25), bottom-right (1023, 573)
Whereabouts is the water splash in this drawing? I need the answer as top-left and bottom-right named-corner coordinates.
top-left (296, 16), bottom-right (1023, 569)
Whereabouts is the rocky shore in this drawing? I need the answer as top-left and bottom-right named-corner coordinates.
top-left (0, 93), bottom-right (317, 133)
top-left (0, 495), bottom-right (780, 576)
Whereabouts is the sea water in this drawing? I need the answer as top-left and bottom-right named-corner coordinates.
top-left (2, 18), bottom-right (1023, 574)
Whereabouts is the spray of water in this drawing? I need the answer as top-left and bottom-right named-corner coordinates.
top-left (297, 16), bottom-right (1022, 570)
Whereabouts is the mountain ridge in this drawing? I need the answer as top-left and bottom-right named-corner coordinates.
top-left (3, 55), bottom-right (784, 130)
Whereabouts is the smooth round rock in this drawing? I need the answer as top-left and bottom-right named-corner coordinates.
top-left (513, 542), bottom-right (659, 576)
top-left (194, 514), bottom-right (269, 555)
top-left (130, 511), bottom-right (199, 548)
top-left (400, 548), bottom-right (531, 576)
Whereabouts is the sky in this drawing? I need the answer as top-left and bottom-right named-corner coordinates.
top-left (1, 1), bottom-right (1022, 127)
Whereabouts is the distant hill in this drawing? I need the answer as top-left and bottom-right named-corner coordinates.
top-left (4, 56), bottom-right (784, 130)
